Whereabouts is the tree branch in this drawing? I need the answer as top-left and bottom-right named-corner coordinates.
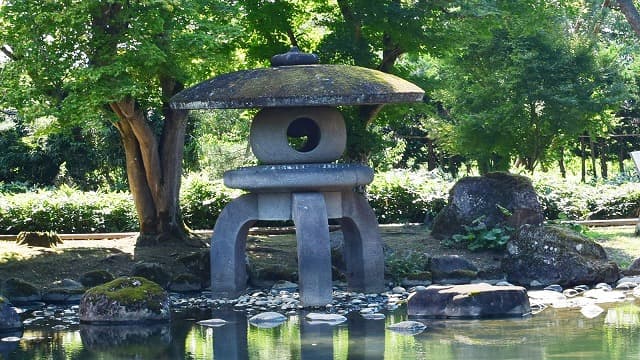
top-left (616, 0), bottom-right (640, 38)
top-left (0, 45), bottom-right (16, 61)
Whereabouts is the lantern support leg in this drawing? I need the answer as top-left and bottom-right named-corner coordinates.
top-left (292, 192), bottom-right (333, 306)
top-left (210, 194), bottom-right (258, 298)
top-left (339, 191), bottom-right (385, 293)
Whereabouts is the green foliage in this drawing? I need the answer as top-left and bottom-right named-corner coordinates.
top-left (384, 251), bottom-right (429, 284)
top-left (179, 174), bottom-right (240, 230)
top-left (432, 1), bottom-right (629, 173)
top-left (444, 216), bottom-right (513, 252)
top-left (0, 188), bottom-right (137, 234)
top-left (367, 169), bottom-right (449, 224)
top-left (532, 174), bottom-right (640, 220)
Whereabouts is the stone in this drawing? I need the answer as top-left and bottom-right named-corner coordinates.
top-left (305, 313), bottom-right (347, 325)
top-left (544, 284), bottom-right (563, 292)
top-left (197, 318), bottom-right (228, 328)
top-left (79, 277), bottom-right (171, 323)
top-left (582, 289), bottom-right (626, 303)
top-left (0, 296), bottom-right (22, 332)
top-left (617, 276), bottom-right (640, 287)
top-left (2, 278), bottom-right (40, 304)
top-left (580, 304), bottom-right (605, 319)
top-left (271, 281), bottom-right (298, 292)
top-left (169, 274), bottom-right (202, 293)
top-left (248, 312), bottom-right (287, 328)
top-left (431, 172), bottom-right (543, 239)
top-left (627, 257), bottom-right (640, 274)
top-left (407, 283), bottom-right (530, 318)
top-left (502, 225), bottom-right (619, 287)
top-left (527, 290), bottom-right (567, 305)
top-left (361, 313), bottom-right (385, 320)
top-left (80, 270), bottom-right (115, 288)
top-left (387, 321), bottom-right (427, 335)
top-left (170, 63), bottom-right (424, 110)
top-left (42, 279), bottom-right (85, 304)
top-left (178, 250), bottom-right (210, 283)
top-left (131, 262), bottom-right (172, 289)
top-left (429, 255), bottom-right (478, 285)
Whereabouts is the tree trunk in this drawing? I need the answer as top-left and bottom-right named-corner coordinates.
top-left (110, 99), bottom-right (197, 246)
top-left (599, 138), bottom-right (608, 179)
top-left (581, 137), bottom-right (587, 183)
top-left (617, 0), bottom-right (640, 38)
top-left (589, 136), bottom-right (598, 180)
top-left (619, 142), bottom-right (625, 174)
top-left (558, 147), bottom-right (567, 178)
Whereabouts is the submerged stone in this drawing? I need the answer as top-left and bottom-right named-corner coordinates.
top-left (387, 321), bottom-right (427, 335)
top-left (0, 296), bottom-right (22, 332)
top-left (407, 283), bottom-right (530, 318)
top-left (79, 277), bottom-right (170, 324)
top-left (197, 318), bottom-right (228, 328)
top-left (305, 313), bottom-right (347, 325)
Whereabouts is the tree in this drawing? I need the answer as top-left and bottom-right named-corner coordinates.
top-left (432, 1), bottom-right (628, 173)
top-left (242, 0), bottom-right (482, 164)
top-left (0, 1), bottom-right (241, 245)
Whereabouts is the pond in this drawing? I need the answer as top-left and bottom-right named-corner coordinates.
top-left (3, 300), bottom-right (640, 359)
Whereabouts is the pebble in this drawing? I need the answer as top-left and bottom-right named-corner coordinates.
top-left (544, 284), bottom-right (563, 293)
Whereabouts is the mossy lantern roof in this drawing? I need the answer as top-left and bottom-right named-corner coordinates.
top-left (170, 48), bottom-right (425, 110)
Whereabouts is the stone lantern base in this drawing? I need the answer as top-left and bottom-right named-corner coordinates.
top-left (210, 164), bottom-right (385, 306)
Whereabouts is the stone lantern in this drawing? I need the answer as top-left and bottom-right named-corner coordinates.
top-left (171, 48), bottom-right (424, 306)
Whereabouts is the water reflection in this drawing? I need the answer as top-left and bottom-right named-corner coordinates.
top-left (80, 323), bottom-right (171, 358)
top-left (7, 302), bottom-right (640, 359)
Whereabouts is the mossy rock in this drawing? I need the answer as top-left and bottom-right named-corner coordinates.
top-left (80, 270), bottom-right (115, 288)
top-left (79, 277), bottom-right (170, 324)
top-left (15, 231), bottom-right (63, 248)
top-left (2, 278), bottom-right (41, 304)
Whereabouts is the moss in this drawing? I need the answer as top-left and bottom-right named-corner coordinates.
top-left (172, 64), bottom-right (424, 109)
top-left (84, 277), bottom-right (167, 313)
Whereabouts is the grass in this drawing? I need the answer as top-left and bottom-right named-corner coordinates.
top-left (587, 226), bottom-right (640, 268)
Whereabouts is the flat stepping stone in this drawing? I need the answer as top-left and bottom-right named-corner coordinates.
top-left (408, 283), bottom-right (530, 318)
top-left (305, 313), bottom-right (347, 325)
top-left (249, 312), bottom-right (287, 328)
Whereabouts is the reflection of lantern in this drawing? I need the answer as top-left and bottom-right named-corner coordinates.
top-left (171, 48), bottom-right (424, 306)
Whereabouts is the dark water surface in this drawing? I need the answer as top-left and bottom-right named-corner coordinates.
top-left (3, 302), bottom-right (640, 359)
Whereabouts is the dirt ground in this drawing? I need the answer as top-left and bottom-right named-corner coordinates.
top-left (0, 224), bottom-right (635, 290)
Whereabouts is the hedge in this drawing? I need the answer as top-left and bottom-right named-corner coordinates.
top-left (1, 171), bottom-right (640, 234)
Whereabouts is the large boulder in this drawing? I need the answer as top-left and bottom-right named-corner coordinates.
top-left (407, 283), bottom-right (530, 318)
top-left (79, 277), bottom-right (170, 323)
top-left (429, 255), bottom-right (477, 285)
top-left (2, 278), bottom-right (41, 304)
top-left (502, 225), bottom-right (619, 287)
top-left (431, 172), bottom-right (543, 239)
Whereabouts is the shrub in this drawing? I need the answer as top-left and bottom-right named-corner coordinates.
top-left (179, 174), bottom-right (240, 230)
top-left (367, 169), bottom-right (449, 224)
top-left (0, 187), bottom-right (137, 234)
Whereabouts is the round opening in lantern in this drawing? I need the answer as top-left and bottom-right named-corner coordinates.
top-left (287, 117), bottom-right (321, 153)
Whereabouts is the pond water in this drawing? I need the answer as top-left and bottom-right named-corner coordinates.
top-left (3, 301), bottom-right (640, 359)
